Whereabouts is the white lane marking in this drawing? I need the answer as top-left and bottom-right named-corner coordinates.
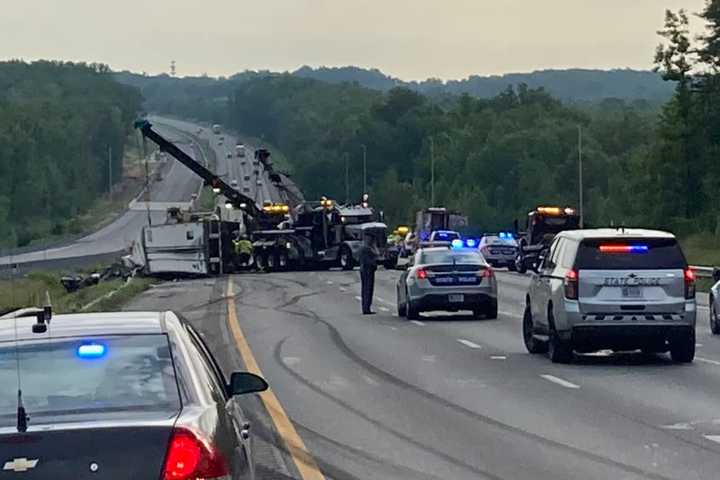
top-left (697, 343), bottom-right (704, 348)
top-left (354, 295), bottom-right (361, 301)
top-left (422, 355), bottom-right (436, 362)
top-left (410, 320), bottom-right (425, 326)
top-left (490, 355), bottom-right (507, 360)
top-left (457, 339), bottom-right (482, 349)
top-left (361, 374), bottom-right (379, 386)
top-left (662, 422), bottom-right (693, 431)
top-left (339, 287), bottom-right (347, 292)
top-left (697, 357), bottom-right (720, 366)
top-left (499, 310), bottom-right (521, 318)
top-left (326, 280), bottom-right (334, 285)
top-left (705, 435), bottom-right (720, 444)
top-left (540, 374), bottom-right (580, 389)
top-left (379, 306), bottom-right (390, 312)
top-left (377, 297), bottom-right (394, 306)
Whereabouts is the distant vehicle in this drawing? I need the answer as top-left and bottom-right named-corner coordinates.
top-left (226, 151), bottom-right (232, 159)
top-left (212, 124), bottom-right (221, 134)
top-left (479, 233), bottom-right (518, 270)
top-left (196, 127), bottom-right (203, 134)
top-left (253, 169), bottom-right (260, 175)
top-left (396, 246), bottom-right (498, 320)
top-left (256, 179), bottom-right (263, 186)
top-left (230, 179), bottom-right (239, 188)
top-left (705, 268), bottom-right (720, 334)
top-left (243, 186), bottom-right (250, 193)
top-left (412, 207), bottom-right (468, 254)
top-left (0, 310), bottom-right (268, 478)
top-left (236, 144), bottom-right (246, 158)
top-left (241, 160), bottom-right (247, 166)
top-left (243, 174), bottom-right (251, 181)
top-left (514, 206), bottom-right (579, 273)
top-left (426, 230), bottom-right (461, 247)
top-left (523, 228), bottom-right (696, 363)
top-left (218, 140), bottom-right (224, 146)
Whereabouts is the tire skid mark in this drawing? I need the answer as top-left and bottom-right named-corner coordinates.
top-left (286, 310), bottom-right (674, 480)
top-left (274, 339), bottom-right (504, 480)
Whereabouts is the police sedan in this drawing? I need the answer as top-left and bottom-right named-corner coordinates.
top-left (0, 310), bottom-right (268, 479)
top-left (479, 232), bottom-right (519, 270)
top-left (396, 246), bottom-right (498, 320)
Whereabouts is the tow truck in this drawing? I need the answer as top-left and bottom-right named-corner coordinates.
top-left (131, 120), bottom-right (392, 274)
top-left (513, 206), bottom-right (580, 273)
top-left (410, 207), bottom-right (468, 254)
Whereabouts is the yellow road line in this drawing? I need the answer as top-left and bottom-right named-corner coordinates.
top-left (225, 279), bottom-right (326, 480)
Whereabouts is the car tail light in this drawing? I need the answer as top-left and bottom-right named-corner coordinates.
top-left (478, 267), bottom-right (494, 279)
top-left (564, 270), bottom-right (578, 300)
top-left (685, 268), bottom-right (696, 299)
top-left (416, 268), bottom-right (428, 280)
top-left (163, 428), bottom-right (229, 480)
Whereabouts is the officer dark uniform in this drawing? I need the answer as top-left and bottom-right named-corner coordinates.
top-left (359, 238), bottom-right (378, 315)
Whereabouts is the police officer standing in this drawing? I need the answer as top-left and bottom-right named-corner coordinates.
top-left (359, 236), bottom-right (378, 315)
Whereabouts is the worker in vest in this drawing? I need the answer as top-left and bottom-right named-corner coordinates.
top-left (233, 233), bottom-right (253, 267)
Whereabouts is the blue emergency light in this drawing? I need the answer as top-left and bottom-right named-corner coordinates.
top-left (77, 343), bottom-right (107, 359)
top-left (451, 239), bottom-right (464, 249)
top-left (465, 238), bottom-right (477, 248)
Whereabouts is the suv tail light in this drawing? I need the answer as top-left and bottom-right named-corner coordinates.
top-left (564, 270), bottom-right (578, 300)
top-left (416, 268), bottom-right (428, 280)
top-left (163, 428), bottom-right (229, 480)
top-left (684, 268), bottom-right (696, 299)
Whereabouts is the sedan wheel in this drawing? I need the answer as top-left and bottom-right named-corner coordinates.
top-left (523, 304), bottom-right (547, 354)
top-left (711, 296), bottom-right (720, 335)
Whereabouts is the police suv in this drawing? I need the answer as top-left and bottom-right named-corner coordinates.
top-left (523, 228), bottom-right (696, 363)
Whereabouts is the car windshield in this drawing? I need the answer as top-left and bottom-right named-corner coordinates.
top-left (0, 335), bottom-right (180, 426)
top-left (419, 250), bottom-right (484, 265)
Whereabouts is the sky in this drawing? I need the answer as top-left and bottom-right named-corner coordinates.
top-left (0, 0), bottom-right (708, 81)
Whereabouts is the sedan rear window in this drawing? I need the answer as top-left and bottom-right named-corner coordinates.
top-left (420, 250), bottom-right (484, 265)
top-left (0, 335), bottom-right (180, 426)
top-left (575, 238), bottom-right (687, 270)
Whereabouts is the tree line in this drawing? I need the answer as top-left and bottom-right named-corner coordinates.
top-left (120, 0), bottom-right (720, 236)
top-left (0, 60), bottom-right (142, 248)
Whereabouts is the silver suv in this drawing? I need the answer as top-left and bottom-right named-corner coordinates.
top-left (523, 228), bottom-right (696, 363)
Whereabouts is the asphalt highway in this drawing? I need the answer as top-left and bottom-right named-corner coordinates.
top-left (125, 268), bottom-right (720, 480)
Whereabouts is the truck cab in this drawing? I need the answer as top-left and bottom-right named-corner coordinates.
top-left (514, 206), bottom-right (580, 273)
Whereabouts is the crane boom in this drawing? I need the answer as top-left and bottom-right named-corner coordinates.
top-left (134, 119), bottom-right (265, 220)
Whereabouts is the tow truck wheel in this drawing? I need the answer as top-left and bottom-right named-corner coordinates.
top-left (278, 250), bottom-right (289, 271)
top-left (340, 246), bottom-right (355, 271)
top-left (267, 252), bottom-right (277, 271)
top-left (254, 251), bottom-right (266, 271)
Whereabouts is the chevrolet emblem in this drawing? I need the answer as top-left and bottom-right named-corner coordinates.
top-left (3, 458), bottom-right (39, 473)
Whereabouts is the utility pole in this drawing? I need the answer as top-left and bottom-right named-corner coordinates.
top-left (578, 125), bottom-right (584, 228)
top-left (360, 144), bottom-right (367, 195)
top-left (345, 156), bottom-right (350, 204)
top-left (108, 145), bottom-right (112, 200)
top-left (430, 137), bottom-right (435, 207)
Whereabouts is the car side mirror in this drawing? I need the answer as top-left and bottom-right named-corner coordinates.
top-left (228, 372), bottom-right (269, 396)
top-left (713, 267), bottom-right (720, 283)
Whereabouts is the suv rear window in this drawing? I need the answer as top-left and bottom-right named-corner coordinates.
top-left (0, 335), bottom-right (180, 426)
top-left (575, 238), bottom-right (687, 270)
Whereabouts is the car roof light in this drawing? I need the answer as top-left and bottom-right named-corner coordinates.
top-left (77, 343), bottom-right (106, 359)
top-left (599, 245), bottom-right (649, 253)
top-left (451, 239), bottom-right (463, 249)
top-left (465, 239), bottom-right (477, 248)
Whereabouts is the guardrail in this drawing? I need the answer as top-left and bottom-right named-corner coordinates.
top-left (691, 265), bottom-right (715, 279)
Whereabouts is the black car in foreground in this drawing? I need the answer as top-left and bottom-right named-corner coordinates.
top-left (0, 310), bottom-right (268, 479)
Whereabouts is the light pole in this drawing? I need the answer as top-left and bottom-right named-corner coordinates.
top-left (578, 125), bottom-right (584, 228)
top-left (344, 152), bottom-right (350, 204)
top-left (360, 144), bottom-right (367, 195)
top-left (429, 137), bottom-right (435, 206)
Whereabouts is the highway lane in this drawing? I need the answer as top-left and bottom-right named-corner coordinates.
top-left (123, 268), bottom-right (720, 480)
